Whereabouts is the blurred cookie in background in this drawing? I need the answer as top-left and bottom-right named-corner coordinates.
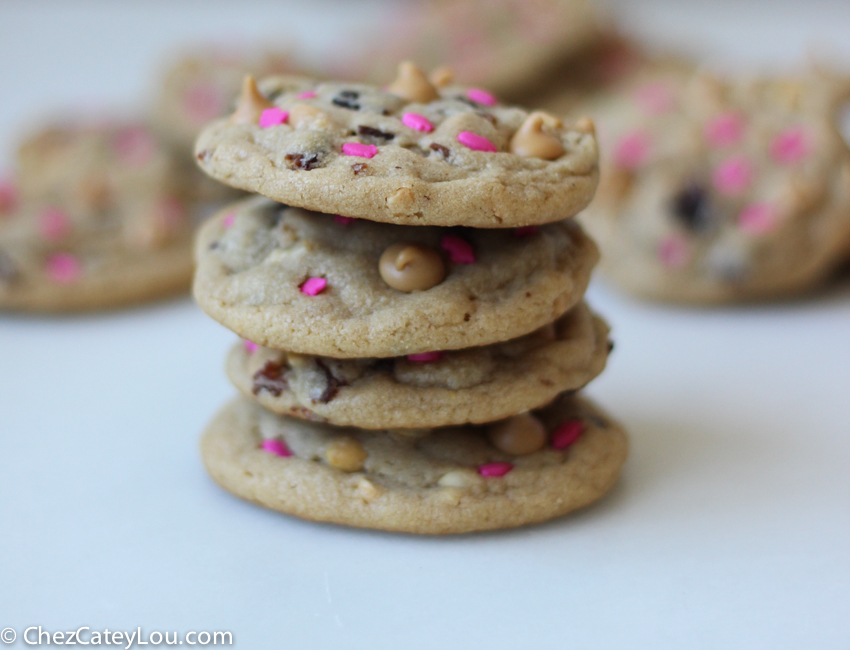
top-left (152, 49), bottom-right (304, 206)
top-left (152, 49), bottom-right (298, 150)
top-left (0, 122), bottom-right (195, 312)
top-left (327, 0), bottom-right (602, 101)
top-left (574, 64), bottom-right (850, 303)
top-left (531, 32), bottom-right (686, 117)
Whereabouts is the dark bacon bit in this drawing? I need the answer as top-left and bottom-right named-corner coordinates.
top-left (196, 149), bottom-right (211, 162)
top-left (0, 251), bottom-right (17, 284)
top-left (284, 153), bottom-right (322, 171)
top-left (477, 112), bottom-right (497, 125)
top-left (430, 143), bottom-right (450, 157)
top-left (332, 90), bottom-right (361, 111)
top-left (316, 359), bottom-right (348, 404)
top-left (670, 184), bottom-right (711, 232)
top-left (252, 361), bottom-right (287, 397)
top-left (357, 125), bottom-right (395, 142)
top-left (351, 163), bottom-right (369, 175)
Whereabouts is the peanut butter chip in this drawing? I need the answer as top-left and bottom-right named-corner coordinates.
top-left (289, 103), bottom-right (327, 127)
top-left (387, 61), bottom-right (440, 103)
top-left (437, 469), bottom-right (481, 488)
top-left (574, 116), bottom-right (596, 136)
top-left (325, 437), bottom-right (368, 472)
top-left (230, 76), bottom-right (273, 125)
top-left (386, 187), bottom-right (415, 213)
top-left (356, 477), bottom-right (382, 502)
top-left (379, 242), bottom-right (446, 292)
top-left (509, 112), bottom-right (565, 160)
top-left (487, 413), bottom-right (547, 455)
top-left (429, 66), bottom-right (454, 89)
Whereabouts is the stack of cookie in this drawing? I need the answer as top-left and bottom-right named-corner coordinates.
top-left (193, 63), bottom-right (627, 534)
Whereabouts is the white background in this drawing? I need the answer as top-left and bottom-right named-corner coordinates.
top-left (1, 2), bottom-right (849, 648)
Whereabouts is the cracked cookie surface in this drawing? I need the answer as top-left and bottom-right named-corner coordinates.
top-left (193, 196), bottom-right (598, 357)
top-left (200, 393), bottom-right (627, 534)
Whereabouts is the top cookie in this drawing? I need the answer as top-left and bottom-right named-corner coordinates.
top-left (194, 64), bottom-right (599, 228)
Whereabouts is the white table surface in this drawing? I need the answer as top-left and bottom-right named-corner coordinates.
top-left (1, 2), bottom-right (849, 648)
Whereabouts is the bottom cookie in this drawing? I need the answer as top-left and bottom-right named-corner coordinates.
top-left (200, 394), bottom-right (627, 534)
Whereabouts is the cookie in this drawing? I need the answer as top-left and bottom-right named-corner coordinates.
top-left (580, 66), bottom-right (850, 303)
top-left (193, 65), bottom-right (600, 228)
top-left (531, 33), bottom-right (672, 118)
top-left (226, 302), bottom-right (610, 429)
top-left (200, 392), bottom-right (627, 534)
top-left (0, 235), bottom-right (192, 312)
top-left (16, 122), bottom-right (187, 211)
top-left (194, 196), bottom-right (599, 358)
top-left (1, 123), bottom-right (196, 312)
top-left (327, 0), bottom-right (601, 101)
top-left (152, 49), bottom-right (296, 150)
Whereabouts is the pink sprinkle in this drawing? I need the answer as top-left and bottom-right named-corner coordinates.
top-left (300, 277), bottom-right (327, 296)
top-left (112, 126), bottom-right (156, 166)
top-left (551, 420), bottom-right (584, 449)
top-left (222, 212), bottom-right (236, 229)
top-left (243, 339), bottom-right (258, 354)
top-left (334, 215), bottom-right (355, 225)
top-left (38, 207), bottom-right (72, 241)
top-left (613, 131), bottom-right (650, 169)
top-left (342, 142), bottom-right (378, 158)
top-left (402, 112), bottom-right (434, 132)
top-left (633, 82), bottom-right (675, 115)
top-left (46, 253), bottom-right (81, 284)
top-left (770, 127), bottom-right (809, 164)
top-left (738, 202), bottom-right (778, 235)
top-left (466, 88), bottom-right (497, 106)
top-left (440, 235), bottom-right (476, 264)
top-left (513, 226), bottom-right (538, 237)
top-left (407, 351), bottom-right (444, 363)
top-left (297, 90), bottom-right (318, 99)
top-left (658, 235), bottom-right (691, 269)
top-left (478, 462), bottom-right (514, 478)
top-left (261, 439), bottom-right (293, 457)
top-left (704, 112), bottom-right (745, 148)
top-left (457, 131), bottom-right (498, 152)
top-left (0, 179), bottom-right (17, 214)
top-left (184, 82), bottom-right (225, 124)
top-left (259, 107), bottom-right (289, 128)
top-left (713, 156), bottom-right (753, 195)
